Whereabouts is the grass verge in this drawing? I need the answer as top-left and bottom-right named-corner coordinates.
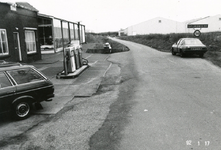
top-left (84, 34), bottom-right (129, 53)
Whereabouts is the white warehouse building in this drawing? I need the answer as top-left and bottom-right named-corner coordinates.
top-left (124, 14), bottom-right (221, 36)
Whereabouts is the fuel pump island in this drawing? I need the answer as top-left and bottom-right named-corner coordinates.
top-left (56, 40), bottom-right (89, 79)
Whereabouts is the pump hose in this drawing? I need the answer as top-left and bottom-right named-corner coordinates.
top-left (82, 58), bottom-right (89, 65)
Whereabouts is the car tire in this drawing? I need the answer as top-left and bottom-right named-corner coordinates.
top-left (171, 49), bottom-right (176, 55)
top-left (199, 53), bottom-right (204, 58)
top-left (13, 101), bottom-right (31, 120)
top-left (180, 50), bottom-right (185, 57)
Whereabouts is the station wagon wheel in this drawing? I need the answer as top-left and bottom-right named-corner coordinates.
top-left (179, 50), bottom-right (185, 57)
top-left (199, 53), bottom-right (204, 58)
top-left (171, 49), bottom-right (176, 55)
top-left (13, 101), bottom-right (31, 120)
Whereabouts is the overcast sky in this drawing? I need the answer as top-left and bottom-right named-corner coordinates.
top-left (3, 0), bottom-right (221, 32)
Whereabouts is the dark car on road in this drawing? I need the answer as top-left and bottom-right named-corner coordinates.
top-left (171, 38), bottom-right (207, 57)
top-left (0, 62), bottom-right (54, 120)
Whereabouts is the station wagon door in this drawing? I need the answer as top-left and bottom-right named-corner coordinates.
top-left (0, 72), bottom-right (16, 113)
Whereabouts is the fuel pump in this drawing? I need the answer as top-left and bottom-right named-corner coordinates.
top-left (56, 40), bottom-right (89, 79)
top-left (74, 48), bottom-right (80, 69)
top-left (78, 48), bottom-right (83, 67)
top-left (65, 47), bottom-right (76, 73)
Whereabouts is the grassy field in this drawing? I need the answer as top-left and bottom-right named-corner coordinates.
top-left (84, 34), bottom-right (129, 53)
top-left (118, 32), bottom-right (221, 67)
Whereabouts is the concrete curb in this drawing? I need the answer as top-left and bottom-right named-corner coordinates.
top-left (56, 65), bottom-right (89, 79)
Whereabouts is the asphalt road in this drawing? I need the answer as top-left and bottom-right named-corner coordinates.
top-left (2, 39), bottom-right (221, 149)
top-left (108, 38), bottom-right (221, 149)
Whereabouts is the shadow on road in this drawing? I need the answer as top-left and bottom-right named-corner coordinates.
top-left (0, 113), bottom-right (14, 125)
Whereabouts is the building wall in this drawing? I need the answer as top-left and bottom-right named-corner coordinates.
top-left (0, 3), bottom-right (41, 63)
top-left (124, 15), bottom-right (221, 36)
top-left (187, 14), bottom-right (221, 33)
top-left (125, 17), bottom-right (185, 35)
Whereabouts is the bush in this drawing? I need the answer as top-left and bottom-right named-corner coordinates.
top-left (119, 32), bottom-right (221, 52)
top-left (85, 34), bottom-right (96, 43)
top-left (86, 33), bottom-right (105, 43)
top-left (85, 33), bottom-right (129, 52)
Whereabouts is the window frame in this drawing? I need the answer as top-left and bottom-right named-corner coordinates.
top-left (6, 68), bottom-right (45, 85)
top-left (0, 71), bottom-right (14, 89)
top-left (25, 29), bottom-right (37, 54)
top-left (0, 29), bottom-right (9, 56)
top-left (177, 39), bottom-right (182, 45)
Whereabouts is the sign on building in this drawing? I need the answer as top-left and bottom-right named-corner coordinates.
top-left (187, 24), bottom-right (208, 28)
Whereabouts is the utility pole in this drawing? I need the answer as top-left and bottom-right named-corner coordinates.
top-left (61, 20), bottom-right (67, 75)
top-left (77, 22), bottom-right (81, 44)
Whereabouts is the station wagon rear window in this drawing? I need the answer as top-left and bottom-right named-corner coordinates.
top-left (0, 72), bottom-right (12, 88)
top-left (7, 68), bottom-right (45, 84)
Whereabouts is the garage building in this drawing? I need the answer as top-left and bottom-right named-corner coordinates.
top-left (124, 14), bottom-right (221, 36)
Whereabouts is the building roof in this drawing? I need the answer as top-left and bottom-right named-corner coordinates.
top-left (127, 17), bottom-right (180, 28)
top-left (185, 16), bottom-right (210, 24)
top-left (16, 2), bottom-right (38, 12)
top-left (0, 1), bottom-right (38, 12)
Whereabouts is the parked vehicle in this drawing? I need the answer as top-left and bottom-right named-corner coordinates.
top-left (171, 38), bottom-right (207, 57)
top-left (41, 44), bottom-right (54, 50)
top-left (0, 62), bottom-right (54, 120)
top-left (103, 43), bottom-right (112, 53)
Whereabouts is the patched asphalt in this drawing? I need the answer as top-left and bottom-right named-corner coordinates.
top-left (33, 53), bottom-right (112, 115)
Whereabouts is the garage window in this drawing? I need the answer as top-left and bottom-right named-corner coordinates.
top-left (25, 30), bottom-right (36, 54)
top-left (0, 29), bottom-right (9, 56)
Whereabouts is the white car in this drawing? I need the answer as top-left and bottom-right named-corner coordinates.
top-left (171, 38), bottom-right (207, 57)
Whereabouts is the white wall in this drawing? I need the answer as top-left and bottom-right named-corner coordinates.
top-left (124, 15), bottom-right (221, 36)
top-left (187, 14), bottom-right (221, 33)
top-left (126, 17), bottom-right (185, 35)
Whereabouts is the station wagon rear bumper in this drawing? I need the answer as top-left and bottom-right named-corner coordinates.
top-left (45, 93), bottom-right (54, 101)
